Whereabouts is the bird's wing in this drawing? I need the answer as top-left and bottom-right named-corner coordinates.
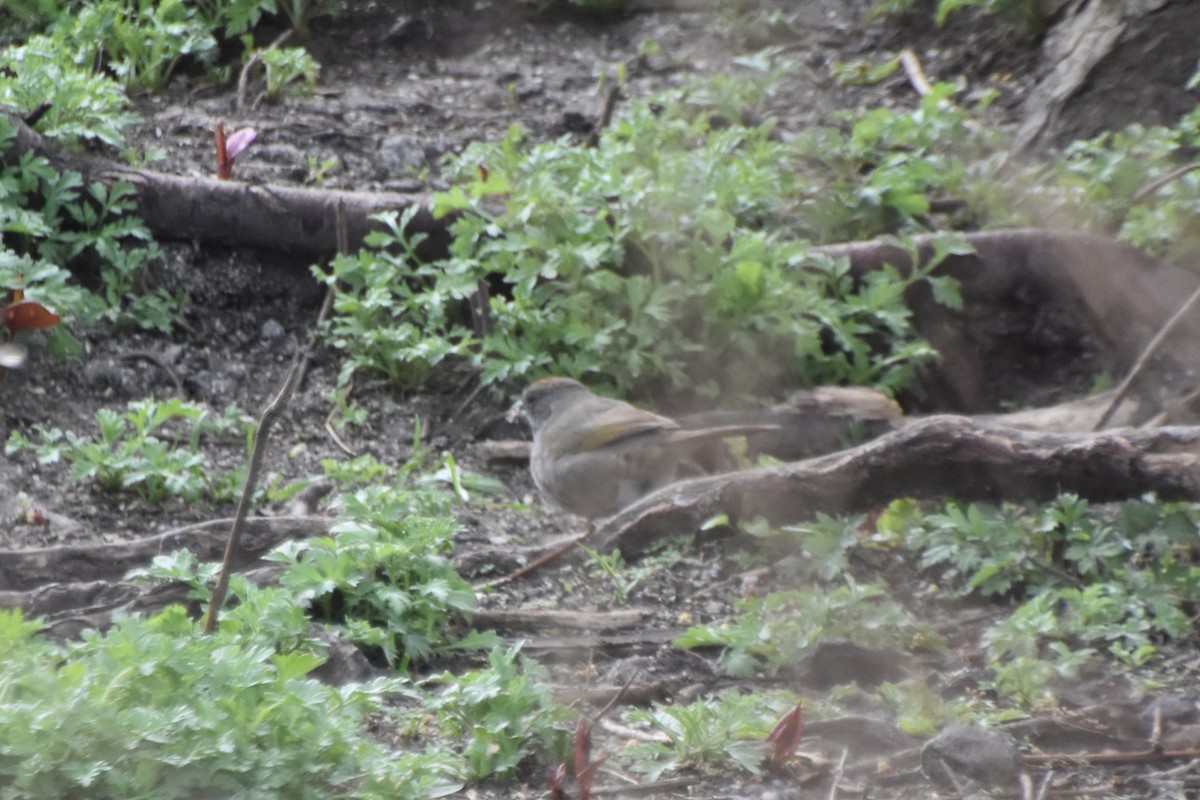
top-left (576, 404), bottom-right (678, 451)
top-left (665, 424), bottom-right (780, 447)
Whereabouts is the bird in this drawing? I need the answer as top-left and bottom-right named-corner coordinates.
top-left (509, 377), bottom-right (776, 521)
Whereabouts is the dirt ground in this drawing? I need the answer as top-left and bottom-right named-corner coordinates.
top-left (3, 0), bottom-right (1200, 798)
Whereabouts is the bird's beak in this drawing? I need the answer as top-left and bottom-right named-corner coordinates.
top-left (505, 399), bottom-right (526, 425)
top-left (0, 343), bottom-right (26, 369)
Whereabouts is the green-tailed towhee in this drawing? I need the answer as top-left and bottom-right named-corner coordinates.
top-left (510, 377), bottom-right (776, 520)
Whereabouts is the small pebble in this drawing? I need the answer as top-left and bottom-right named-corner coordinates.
top-left (261, 319), bottom-right (285, 343)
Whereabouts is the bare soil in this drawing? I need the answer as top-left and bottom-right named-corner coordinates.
top-left (3, 1), bottom-right (1200, 798)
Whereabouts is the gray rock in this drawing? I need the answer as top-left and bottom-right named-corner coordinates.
top-left (922, 724), bottom-right (1020, 789)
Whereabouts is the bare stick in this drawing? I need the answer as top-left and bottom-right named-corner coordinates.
top-left (324, 378), bottom-right (357, 457)
top-left (203, 356), bottom-right (303, 634)
top-left (319, 200), bottom-right (359, 457)
top-left (1094, 283), bottom-right (1200, 430)
top-left (1147, 384), bottom-right (1200, 426)
top-left (1022, 746), bottom-right (1200, 766)
top-left (1032, 769), bottom-right (1053, 800)
top-left (586, 85), bottom-right (622, 148)
top-left (899, 48), bottom-right (933, 96)
top-left (590, 777), bottom-right (694, 796)
top-left (1132, 161), bottom-right (1200, 203)
top-left (826, 744), bottom-right (848, 800)
top-left (899, 48), bottom-right (987, 135)
top-left (478, 531), bottom-right (589, 589)
top-left (297, 199), bottom-right (347, 391)
top-left (237, 30), bottom-right (293, 111)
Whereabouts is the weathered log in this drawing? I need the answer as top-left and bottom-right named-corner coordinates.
top-left (473, 607), bottom-right (654, 632)
top-left (822, 229), bottom-right (1200, 413)
top-left (2, 111), bottom-right (447, 259)
top-left (1010, 0), bottom-right (1176, 156)
top-left (0, 516), bottom-right (330, 591)
top-left (13, 114), bottom-right (1200, 422)
top-left (0, 564), bottom-right (288, 643)
top-left (593, 416), bottom-right (1200, 557)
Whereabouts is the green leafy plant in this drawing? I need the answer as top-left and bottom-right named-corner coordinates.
top-left (194, 0), bottom-right (278, 37)
top-left (580, 540), bottom-right (691, 603)
top-left (318, 68), bottom-right (977, 400)
top-left (258, 42), bottom-right (320, 100)
top-left (0, 118), bottom-right (183, 333)
top-left (872, 680), bottom-right (982, 736)
top-left (43, 0), bottom-right (216, 92)
top-left (306, 153), bottom-right (340, 186)
top-left (985, 581), bottom-right (1188, 669)
top-left (127, 431), bottom-right (501, 670)
top-left (624, 690), bottom-right (799, 779)
top-left (795, 83), bottom-right (1003, 242)
top-left (740, 512), bottom-right (868, 582)
top-left (675, 580), bottom-right (930, 677)
top-left (0, 0), bottom-right (72, 31)
top-left (0, 34), bottom-right (140, 148)
top-left (428, 645), bottom-right (574, 781)
top-left (890, 494), bottom-right (1200, 604)
top-left (268, 480), bottom-right (488, 669)
top-left (867, 0), bottom-right (1048, 39)
top-left (1026, 109), bottom-right (1200, 264)
top-left (314, 206), bottom-right (464, 388)
top-left (0, 606), bottom-right (463, 800)
top-left (932, 0), bottom-right (1047, 36)
top-left (882, 494), bottom-right (1200, 706)
top-left (271, 0), bottom-right (339, 33)
top-left (5, 0), bottom-right (328, 102)
top-left (5, 398), bottom-right (252, 504)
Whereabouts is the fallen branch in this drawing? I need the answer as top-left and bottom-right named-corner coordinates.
top-left (518, 628), bottom-right (683, 653)
top-left (1, 111), bottom-right (447, 259)
top-left (1008, 0), bottom-right (1127, 156)
top-left (0, 516), bottom-right (330, 591)
top-left (1022, 747), bottom-right (1200, 766)
top-left (820, 228), bottom-right (1200, 412)
top-left (593, 416), bottom-right (1200, 557)
top-left (472, 607), bottom-right (653, 632)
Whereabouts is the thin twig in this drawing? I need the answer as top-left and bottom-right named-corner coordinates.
top-left (1032, 769), bottom-right (1053, 800)
top-left (118, 350), bottom-right (185, 397)
top-left (296, 199), bottom-right (347, 391)
top-left (826, 744), bottom-right (848, 800)
top-left (589, 777), bottom-right (695, 796)
top-left (324, 380), bottom-right (357, 457)
top-left (451, 380), bottom-right (485, 421)
top-left (1022, 746), bottom-right (1200, 766)
top-left (1144, 384), bottom-right (1200, 427)
top-left (203, 355), bottom-right (303, 634)
top-left (593, 668), bottom-right (642, 721)
top-left (586, 85), bottom-right (623, 148)
top-left (899, 48), bottom-right (986, 134)
top-left (237, 30), bottom-right (293, 111)
top-left (1132, 161), bottom-right (1200, 203)
top-left (1094, 282), bottom-right (1200, 430)
top-left (1158, 758), bottom-right (1200, 777)
top-left (479, 530), bottom-right (589, 589)
top-left (312, 200), bottom-right (358, 457)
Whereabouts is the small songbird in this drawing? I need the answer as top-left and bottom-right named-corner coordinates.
top-left (510, 377), bottom-right (775, 520)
